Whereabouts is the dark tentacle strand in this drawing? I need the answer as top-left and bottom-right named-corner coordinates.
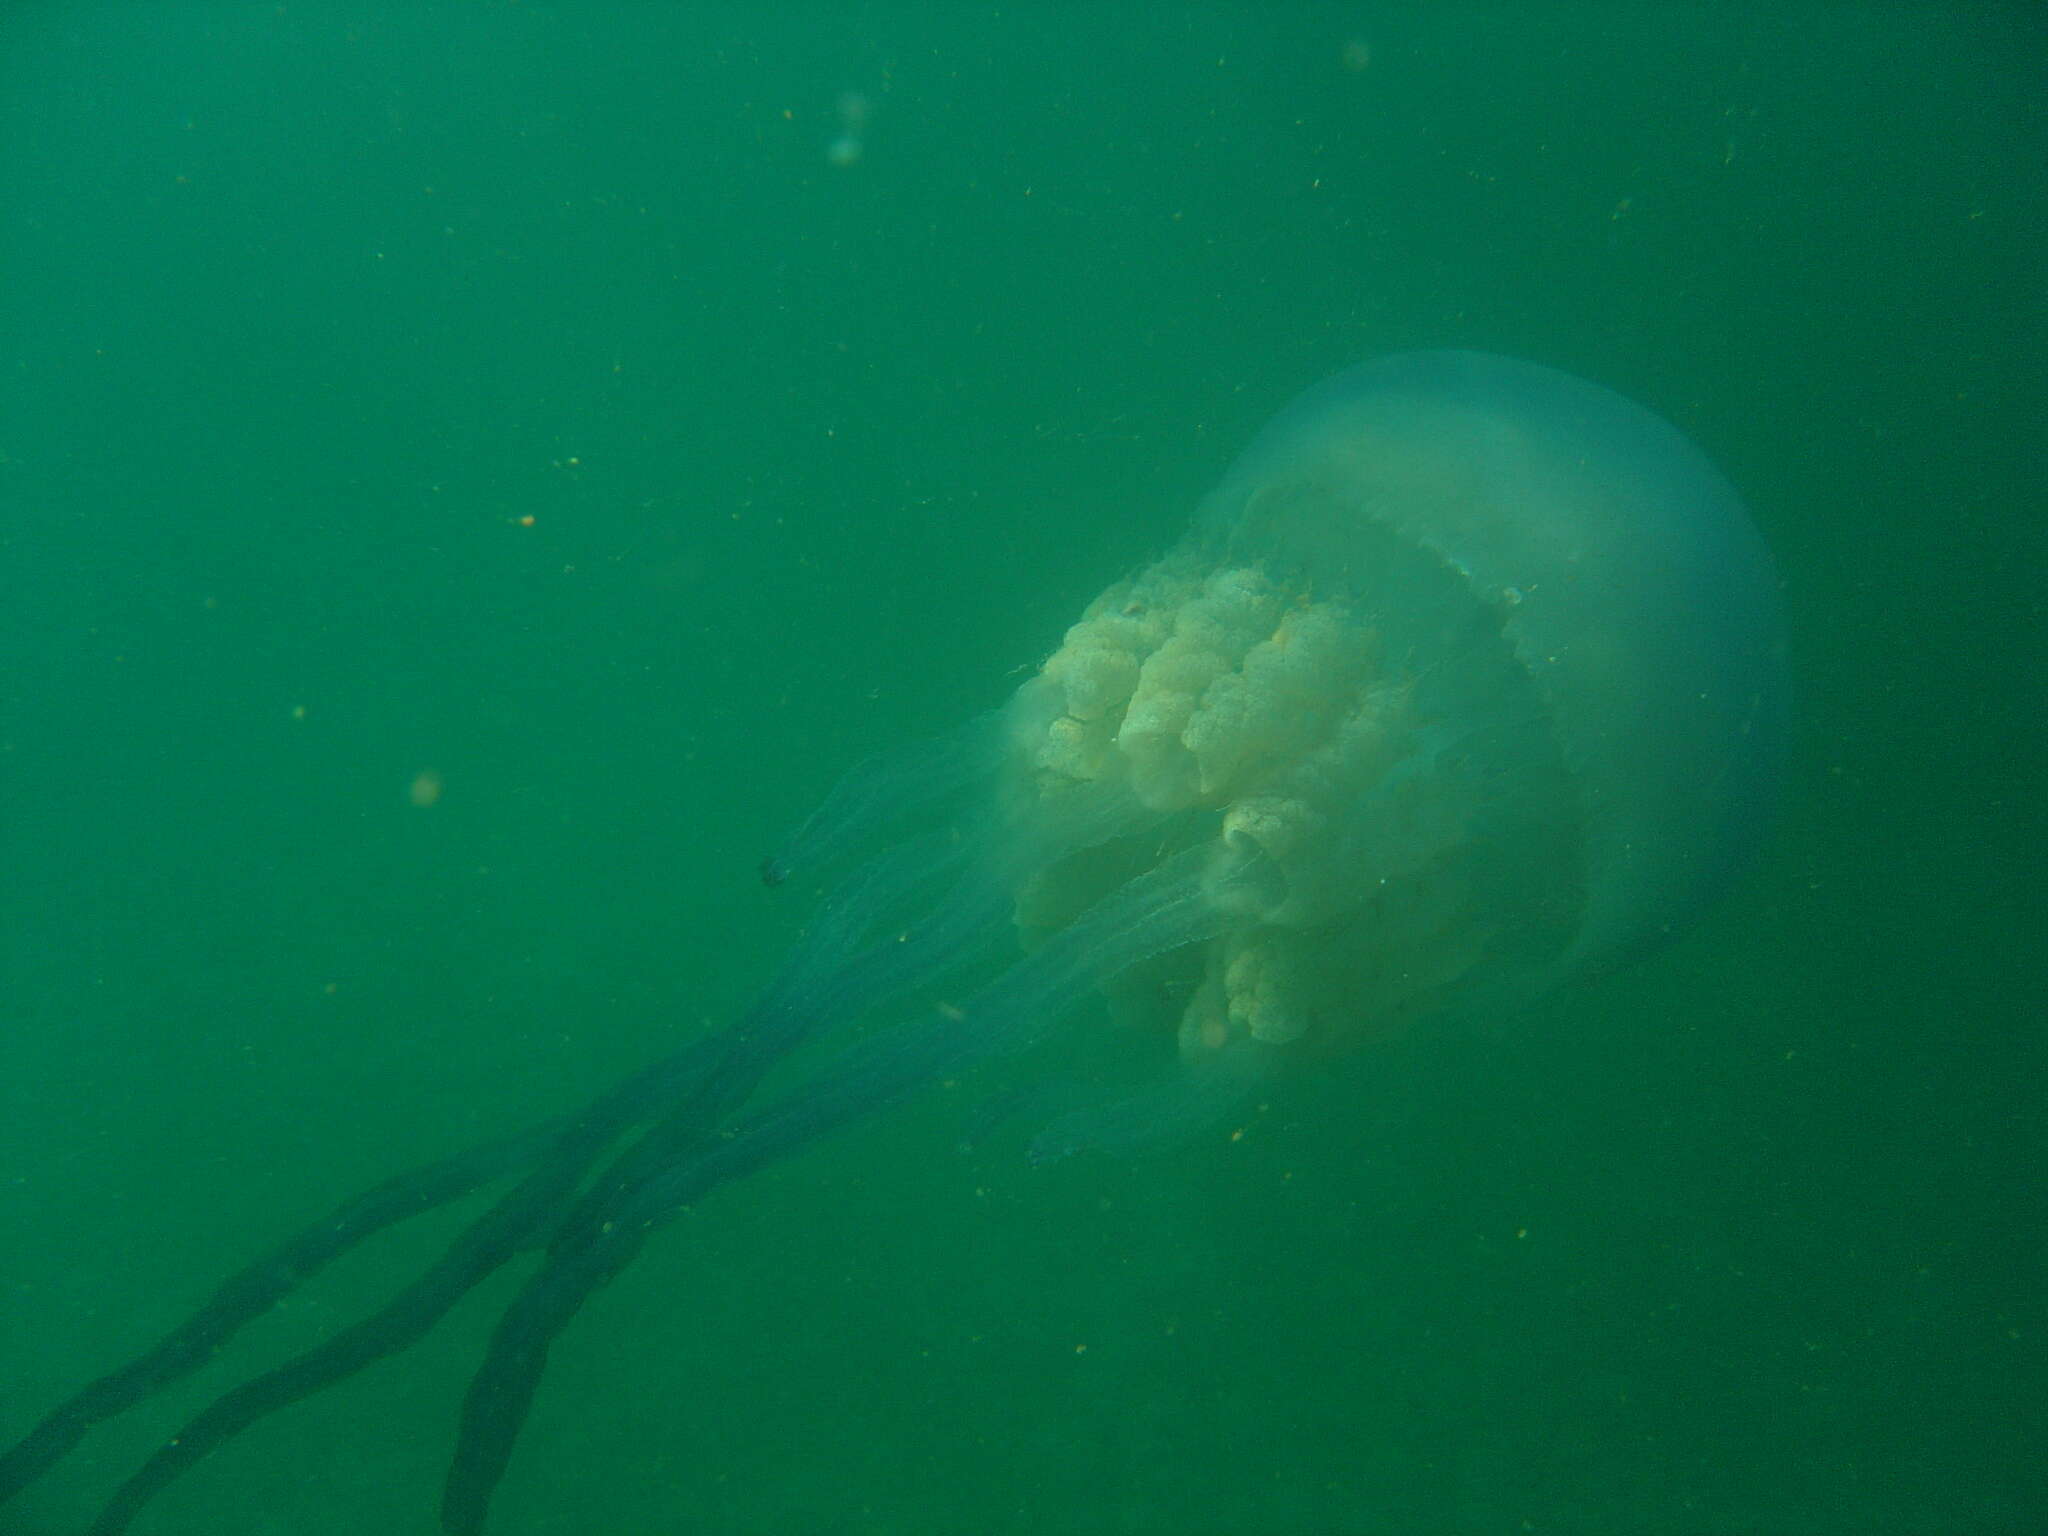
top-left (0, 1116), bottom-right (561, 1505)
top-left (26, 835), bottom-right (1009, 1533)
top-left (440, 846), bottom-right (1231, 1533)
top-left (7, 785), bottom-right (1172, 1534)
top-left (0, 1000), bottom-right (807, 1514)
top-left (76, 1063), bottom-right (725, 1536)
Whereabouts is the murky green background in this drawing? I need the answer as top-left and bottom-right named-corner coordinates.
top-left (3, 4), bottom-right (2041, 1533)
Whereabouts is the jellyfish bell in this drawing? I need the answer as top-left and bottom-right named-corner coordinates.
top-left (1201, 350), bottom-right (1792, 973)
top-left (798, 348), bottom-right (1790, 1156)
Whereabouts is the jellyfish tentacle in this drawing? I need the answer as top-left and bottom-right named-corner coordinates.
top-left (81, 1143), bottom-right (598, 1536)
top-left (69, 803), bottom-right (1148, 1533)
top-left (62, 833), bottom-right (1004, 1533)
top-left (0, 1115), bottom-right (563, 1508)
top-left (539, 850), bottom-right (1020, 1253)
top-left (761, 709), bottom-right (1007, 885)
top-left (43, 835), bottom-right (980, 1529)
top-left (1027, 1034), bottom-right (1273, 1165)
top-left (442, 840), bottom-right (1238, 1534)
top-left (76, 1060), bottom-right (723, 1536)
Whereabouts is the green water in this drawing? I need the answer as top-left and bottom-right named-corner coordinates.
top-left (3, 4), bottom-right (2041, 1533)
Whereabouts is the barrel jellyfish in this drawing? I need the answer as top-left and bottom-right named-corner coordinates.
top-left (0, 351), bottom-right (1789, 1534)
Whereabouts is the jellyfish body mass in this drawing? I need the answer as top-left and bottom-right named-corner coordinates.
top-left (902, 348), bottom-right (1786, 1101)
top-left (0, 352), bottom-right (1787, 1535)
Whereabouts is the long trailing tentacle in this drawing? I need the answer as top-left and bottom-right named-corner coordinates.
top-left (4, 832), bottom-right (963, 1527)
top-left (17, 770), bottom-right (1168, 1534)
top-left (60, 833), bottom-right (1007, 1535)
top-left (0, 1116), bottom-right (560, 1506)
top-left (75, 1041), bottom-right (746, 1536)
top-left (440, 844), bottom-right (1232, 1534)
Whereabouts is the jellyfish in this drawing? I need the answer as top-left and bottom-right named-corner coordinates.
top-left (0, 350), bottom-right (1788, 1534)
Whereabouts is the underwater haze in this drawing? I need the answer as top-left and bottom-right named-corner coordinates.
top-left (2, 3), bottom-right (2042, 1533)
